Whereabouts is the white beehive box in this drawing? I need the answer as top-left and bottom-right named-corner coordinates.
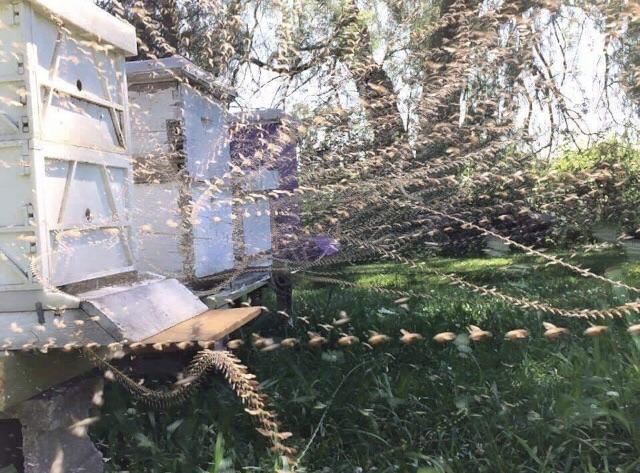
top-left (239, 168), bottom-right (278, 268)
top-left (0, 0), bottom-right (138, 310)
top-left (126, 57), bottom-right (239, 282)
top-left (0, 1), bottom-right (209, 349)
top-left (231, 109), bottom-right (299, 268)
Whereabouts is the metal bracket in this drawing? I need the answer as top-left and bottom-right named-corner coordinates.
top-left (16, 53), bottom-right (24, 75)
top-left (25, 203), bottom-right (34, 221)
top-left (11, 3), bottom-right (20, 26)
top-left (35, 302), bottom-right (45, 324)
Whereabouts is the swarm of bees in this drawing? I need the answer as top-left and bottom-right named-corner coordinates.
top-left (29, 0), bottom-right (640, 469)
top-left (214, 316), bottom-right (635, 357)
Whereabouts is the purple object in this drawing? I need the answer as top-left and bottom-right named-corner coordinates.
top-left (230, 110), bottom-right (302, 260)
top-left (230, 110), bottom-right (343, 262)
top-left (313, 235), bottom-right (340, 257)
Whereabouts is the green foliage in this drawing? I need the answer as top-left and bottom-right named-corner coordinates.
top-left (91, 376), bottom-right (270, 472)
top-left (94, 250), bottom-right (640, 472)
top-left (533, 140), bottom-right (640, 244)
top-left (549, 141), bottom-right (640, 174)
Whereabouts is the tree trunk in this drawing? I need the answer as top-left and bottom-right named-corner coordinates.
top-left (340, 1), bottom-right (406, 150)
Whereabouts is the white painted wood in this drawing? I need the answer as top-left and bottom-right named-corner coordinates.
top-left (182, 85), bottom-right (230, 180)
top-left (126, 56), bottom-right (234, 98)
top-left (79, 278), bottom-right (208, 342)
top-left (10, 0), bottom-right (138, 56)
top-left (192, 186), bottom-right (234, 277)
top-left (128, 84), bottom-right (180, 156)
top-left (243, 199), bottom-right (273, 267)
top-left (0, 309), bottom-right (116, 350)
top-left (0, 1), bottom-right (137, 305)
top-left (237, 174), bottom-right (278, 270)
top-left (131, 183), bottom-right (183, 277)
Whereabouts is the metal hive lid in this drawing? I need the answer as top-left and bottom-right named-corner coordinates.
top-left (126, 56), bottom-right (236, 98)
top-left (22, 0), bottom-right (137, 56)
top-left (230, 109), bottom-right (291, 124)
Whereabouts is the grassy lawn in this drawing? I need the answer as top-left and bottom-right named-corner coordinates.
top-left (93, 249), bottom-right (640, 473)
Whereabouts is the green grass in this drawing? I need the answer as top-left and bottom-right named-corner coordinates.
top-left (92, 249), bottom-right (640, 472)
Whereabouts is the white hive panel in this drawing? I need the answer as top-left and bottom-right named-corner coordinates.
top-left (131, 182), bottom-right (184, 277)
top-left (192, 186), bottom-right (234, 277)
top-left (243, 199), bottom-right (272, 267)
top-left (238, 168), bottom-right (278, 268)
top-left (182, 85), bottom-right (230, 180)
top-left (129, 84), bottom-right (180, 158)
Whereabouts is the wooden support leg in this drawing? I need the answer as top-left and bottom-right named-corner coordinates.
top-left (273, 274), bottom-right (293, 317)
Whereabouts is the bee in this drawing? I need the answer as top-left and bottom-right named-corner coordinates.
top-left (308, 331), bottom-right (327, 348)
top-left (252, 333), bottom-right (274, 349)
top-left (400, 329), bottom-right (424, 345)
top-left (543, 322), bottom-right (569, 340)
top-left (337, 334), bottom-right (359, 346)
top-left (332, 311), bottom-right (351, 326)
top-left (584, 324), bottom-right (608, 337)
top-left (627, 324), bottom-right (640, 335)
top-left (173, 375), bottom-right (197, 387)
top-left (68, 416), bottom-right (100, 438)
top-left (227, 339), bottom-right (244, 350)
top-left (468, 325), bottom-right (492, 342)
top-left (261, 342), bottom-right (281, 352)
top-left (504, 329), bottom-right (529, 341)
top-left (92, 389), bottom-right (104, 407)
top-left (280, 338), bottom-right (299, 348)
top-left (433, 332), bottom-right (456, 344)
top-left (368, 331), bottom-right (390, 346)
top-left (10, 322), bottom-right (23, 334)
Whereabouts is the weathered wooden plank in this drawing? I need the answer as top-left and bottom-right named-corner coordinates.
top-left (142, 307), bottom-right (262, 344)
top-left (79, 278), bottom-right (208, 342)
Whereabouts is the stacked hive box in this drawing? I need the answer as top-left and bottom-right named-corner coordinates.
top-left (0, 8), bottom-right (273, 472)
top-left (230, 110), bottom-right (300, 264)
top-left (127, 56), bottom-right (279, 290)
top-left (0, 1), bottom-right (215, 412)
top-left (0, 0), bottom-right (138, 310)
top-left (127, 56), bottom-right (241, 282)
